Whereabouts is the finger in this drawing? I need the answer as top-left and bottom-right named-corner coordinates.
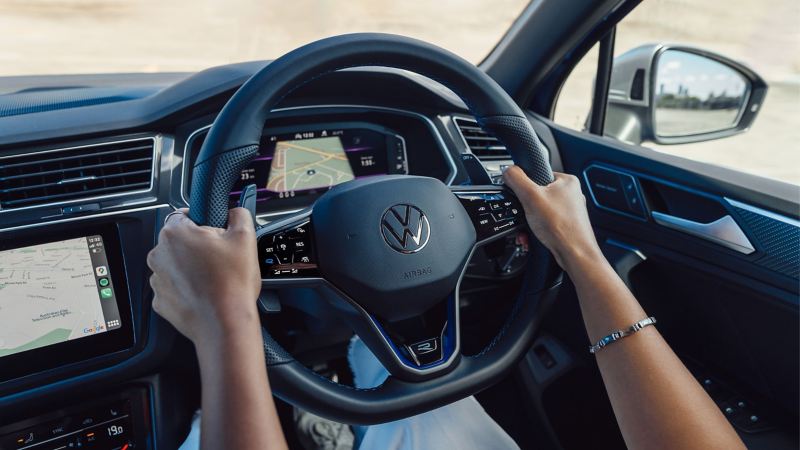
top-left (149, 273), bottom-right (156, 289)
top-left (146, 248), bottom-right (159, 271)
top-left (226, 207), bottom-right (255, 234)
top-left (553, 172), bottom-right (575, 183)
top-left (149, 274), bottom-right (161, 311)
top-left (502, 165), bottom-right (542, 203)
top-left (164, 209), bottom-right (196, 229)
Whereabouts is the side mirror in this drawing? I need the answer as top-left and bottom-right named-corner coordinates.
top-left (604, 44), bottom-right (767, 145)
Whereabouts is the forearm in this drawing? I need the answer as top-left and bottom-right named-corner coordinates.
top-left (196, 320), bottom-right (287, 450)
top-left (565, 251), bottom-right (744, 450)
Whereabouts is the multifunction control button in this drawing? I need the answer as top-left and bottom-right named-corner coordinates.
top-left (259, 222), bottom-right (319, 278)
top-left (455, 191), bottom-right (525, 241)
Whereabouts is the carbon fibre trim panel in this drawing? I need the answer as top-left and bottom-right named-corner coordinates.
top-left (730, 204), bottom-right (800, 279)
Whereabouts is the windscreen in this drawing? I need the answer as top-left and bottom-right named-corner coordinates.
top-left (0, 0), bottom-right (529, 76)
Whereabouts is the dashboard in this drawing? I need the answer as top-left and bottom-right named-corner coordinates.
top-left (0, 65), bottom-right (536, 448)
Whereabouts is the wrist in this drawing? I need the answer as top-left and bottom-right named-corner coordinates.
top-left (193, 301), bottom-right (261, 353)
top-left (559, 243), bottom-right (607, 276)
top-left (195, 321), bottom-right (262, 367)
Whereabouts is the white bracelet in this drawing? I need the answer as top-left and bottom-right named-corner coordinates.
top-left (589, 317), bottom-right (657, 354)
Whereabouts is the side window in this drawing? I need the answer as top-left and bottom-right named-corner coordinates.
top-left (552, 0), bottom-right (799, 186)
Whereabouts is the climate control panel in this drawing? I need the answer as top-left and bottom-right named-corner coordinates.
top-left (0, 388), bottom-right (150, 450)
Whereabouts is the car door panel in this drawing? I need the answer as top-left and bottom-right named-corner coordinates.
top-left (531, 115), bottom-right (799, 441)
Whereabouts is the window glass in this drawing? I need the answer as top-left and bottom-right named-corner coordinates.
top-left (554, 0), bottom-right (800, 185)
top-left (553, 44), bottom-right (598, 131)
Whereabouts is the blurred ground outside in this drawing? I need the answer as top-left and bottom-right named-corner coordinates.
top-left (1, 0), bottom-right (798, 186)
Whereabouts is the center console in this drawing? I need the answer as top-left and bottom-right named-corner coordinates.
top-left (0, 199), bottom-right (186, 449)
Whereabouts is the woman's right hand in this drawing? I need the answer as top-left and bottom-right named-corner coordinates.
top-left (502, 166), bottom-right (602, 272)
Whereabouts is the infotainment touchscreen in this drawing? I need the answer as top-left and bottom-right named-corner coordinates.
top-left (0, 235), bottom-right (124, 358)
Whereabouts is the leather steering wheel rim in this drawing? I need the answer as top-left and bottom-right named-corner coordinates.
top-left (188, 33), bottom-right (561, 425)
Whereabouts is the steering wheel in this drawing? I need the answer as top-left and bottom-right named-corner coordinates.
top-left (188, 33), bottom-right (562, 425)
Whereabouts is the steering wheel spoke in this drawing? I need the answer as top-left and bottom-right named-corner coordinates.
top-left (451, 185), bottom-right (526, 245)
top-left (336, 288), bottom-right (460, 380)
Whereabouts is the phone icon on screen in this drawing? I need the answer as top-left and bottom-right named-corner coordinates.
top-left (100, 288), bottom-right (113, 299)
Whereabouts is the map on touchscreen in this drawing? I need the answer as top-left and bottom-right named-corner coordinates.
top-left (0, 236), bottom-right (117, 358)
top-left (267, 136), bottom-right (355, 193)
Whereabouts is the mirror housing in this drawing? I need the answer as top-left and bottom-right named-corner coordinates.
top-left (603, 44), bottom-right (768, 145)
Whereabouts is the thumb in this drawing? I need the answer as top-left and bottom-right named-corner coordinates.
top-left (226, 207), bottom-right (256, 233)
top-left (502, 165), bottom-right (542, 202)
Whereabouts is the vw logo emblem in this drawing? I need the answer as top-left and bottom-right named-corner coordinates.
top-left (380, 204), bottom-right (431, 254)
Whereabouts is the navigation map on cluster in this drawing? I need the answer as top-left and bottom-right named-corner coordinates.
top-left (266, 136), bottom-right (355, 193)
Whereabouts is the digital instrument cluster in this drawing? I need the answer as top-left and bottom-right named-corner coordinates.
top-left (227, 122), bottom-right (407, 212)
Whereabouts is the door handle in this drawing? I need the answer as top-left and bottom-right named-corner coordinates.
top-left (651, 211), bottom-right (755, 254)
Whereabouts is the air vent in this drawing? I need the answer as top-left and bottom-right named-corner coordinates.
top-left (453, 117), bottom-right (509, 160)
top-left (0, 137), bottom-right (156, 210)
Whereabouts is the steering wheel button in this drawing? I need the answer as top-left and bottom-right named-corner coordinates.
top-left (489, 202), bottom-right (503, 211)
top-left (492, 210), bottom-right (510, 221)
top-left (492, 221), bottom-right (516, 233)
top-left (288, 226), bottom-right (308, 239)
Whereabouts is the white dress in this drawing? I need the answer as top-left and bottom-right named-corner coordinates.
top-left (348, 336), bottom-right (520, 450)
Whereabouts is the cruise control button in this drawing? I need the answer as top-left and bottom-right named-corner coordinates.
top-left (287, 225), bottom-right (309, 238)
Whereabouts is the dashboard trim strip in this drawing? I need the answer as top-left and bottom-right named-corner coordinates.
top-left (0, 203), bottom-right (172, 233)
